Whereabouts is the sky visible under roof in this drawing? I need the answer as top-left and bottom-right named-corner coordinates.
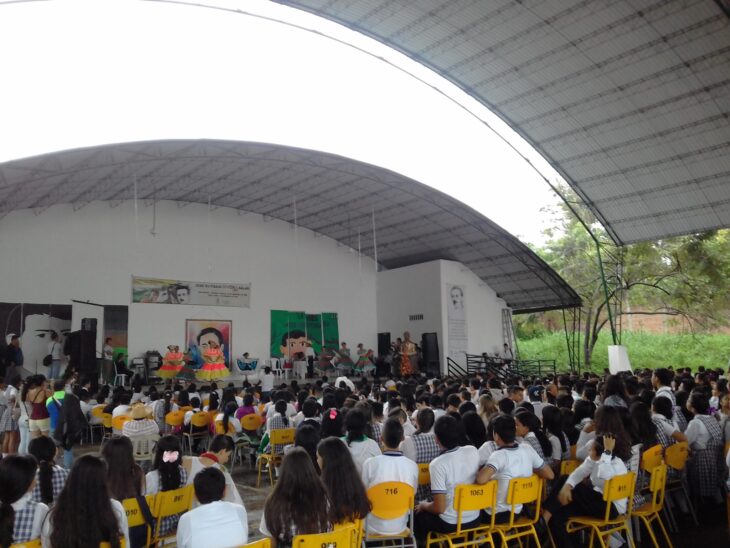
top-left (0, 0), bottom-right (565, 245)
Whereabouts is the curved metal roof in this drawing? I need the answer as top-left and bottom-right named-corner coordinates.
top-left (0, 139), bottom-right (579, 313)
top-left (276, 0), bottom-right (730, 245)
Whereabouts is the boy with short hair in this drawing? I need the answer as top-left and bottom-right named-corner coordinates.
top-left (177, 467), bottom-right (248, 548)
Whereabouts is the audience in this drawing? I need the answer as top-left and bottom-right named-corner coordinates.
top-left (28, 436), bottom-right (68, 505)
top-left (145, 435), bottom-right (188, 537)
top-left (344, 408), bottom-right (382, 473)
top-left (317, 436), bottom-right (371, 526)
top-left (0, 455), bottom-right (48, 546)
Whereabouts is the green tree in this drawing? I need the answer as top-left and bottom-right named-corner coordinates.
top-left (531, 188), bottom-right (730, 368)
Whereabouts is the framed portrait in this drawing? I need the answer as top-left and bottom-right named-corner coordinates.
top-left (185, 319), bottom-right (232, 369)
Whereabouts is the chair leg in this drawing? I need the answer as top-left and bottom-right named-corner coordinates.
top-left (639, 516), bottom-right (660, 548)
top-left (256, 458), bottom-right (262, 488)
top-left (663, 495), bottom-right (678, 532)
top-left (680, 483), bottom-right (699, 526)
top-left (655, 512), bottom-right (674, 548)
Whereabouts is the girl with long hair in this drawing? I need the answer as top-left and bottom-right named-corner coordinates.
top-left (576, 404), bottom-right (631, 462)
top-left (217, 401), bottom-right (243, 438)
top-left (343, 408), bottom-right (381, 474)
top-left (461, 411), bottom-right (488, 448)
top-left (477, 393), bottom-right (498, 428)
top-left (542, 405), bottom-right (570, 461)
top-left (260, 448), bottom-right (330, 546)
top-left (145, 436), bottom-right (187, 536)
top-left (28, 435), bottom-right (67, 505)
top-left (320, 407), bottom-right (344, 438)
top-left (515, 410), bottom-right (553, 461)
top-left (317, 437), bottom-right (371, 525)
top-left (0, 375), bottom-right (22, 455)
top-left (0, 455), bottom-right (47, 546)
top-left (43, 455), bottom-right (127, 548)
top-left (294, 424), bottom-right (321, 473)
top-left (601, 375), bottom-right (629, 408)
top-left (154, 390), bottom-right (177, 433)
top-left (101, 437), bottom-right (145, 500)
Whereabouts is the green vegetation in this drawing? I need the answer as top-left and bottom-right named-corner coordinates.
top-left (518, 331), bottom-right (730, 373)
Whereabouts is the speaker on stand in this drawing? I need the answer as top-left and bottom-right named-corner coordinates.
top-left (376, 332), bottom-right (392, 377)
top-left (421, 332), bottom-right (441, 377)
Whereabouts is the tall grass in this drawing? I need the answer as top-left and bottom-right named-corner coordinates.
top-left (517, 331), bottom-right (730, 373)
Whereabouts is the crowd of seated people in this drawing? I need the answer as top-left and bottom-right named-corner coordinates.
top-left (0, 364), bottom-right (729, 547)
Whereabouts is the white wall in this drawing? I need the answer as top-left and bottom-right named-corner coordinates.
top-left (0, 201), bottom-right (377, 368)
top-left (377, 260), bottom-right (508, 373)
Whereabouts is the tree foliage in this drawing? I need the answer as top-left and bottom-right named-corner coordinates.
top-left (517, 188), bottom-right (730, 368)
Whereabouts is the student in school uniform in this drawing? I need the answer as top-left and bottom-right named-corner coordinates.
top-left (0, 455), bottom-right (49, 546)
top-left (361, 419), bottom-right (418, 537)
top-left (414, 415), bottom-right (481, 544)
top-left (685, 392), bottom-right (725, 503)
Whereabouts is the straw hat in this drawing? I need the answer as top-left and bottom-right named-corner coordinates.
top-left (131, 404), bottom-right (149, 420)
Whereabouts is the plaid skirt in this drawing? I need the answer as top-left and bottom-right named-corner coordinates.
top-left (0, 404), bottom-right (18, 431)
top-left (688, 416), bottom-right (724, 498)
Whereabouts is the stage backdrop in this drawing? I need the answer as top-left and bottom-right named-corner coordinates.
top-left (185, 319), bottom-right (232, 369)
top-left (133, 276), bottom-right (250, 307)
top-left (447, 284), bottom-right (468, 359)
top-left (270, 310), bottom-right (339, 358)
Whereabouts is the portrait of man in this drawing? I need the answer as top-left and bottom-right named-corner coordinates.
top-left (185, 319), bottom-right (231, 369)
top-left (175, 285), bottom-right (190, 304)
top-left (21, 312), bottom-right (71, 376)
top-left (279, 329), bottom-right (308, 360)
top-left (450, 286), bottom-right (464, 311)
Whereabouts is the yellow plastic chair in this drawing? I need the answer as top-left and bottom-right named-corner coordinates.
top-left (122, 495), bottom-right (155, 548)
top-left (292, 524), bottom-right (355, 548)
top-left (560, 459), bottom-right (581, 477)
top-left (10, 540), bottom-right (41, 548)
top-left (183, 411), bottom-right (211, 454)
top-left (364, 481), bottom-right (416, 548)
top-left (492, 475), bottom-right (543, 548)
top-left (239, 539), bottom-right (271, 548)
top-left (632, 465), bottom-right (672, 548)
top-left (426, 482), bottom-right (498, 548)
top-left (640, 444), bottom-right (663, 472)
top-left (178, 405), bottom-right (193, 414)
top-left (98, 540), bottom-right (125, 548)
top-left (570, 444), bottom-right (577, 459)
top-left (151, 485), bottom-right (194, 544)
top-left (164, 410), bottom-right (185, 433)
top-left (241, 413), bottom-right (264, 432)
top-left (214, 420), bottom-right (237, 436)
top-left (663, 441), bottom-right (698, 527)
top-left (334, 518), bottom-right (364, 548)
top-left (86, 404), bottom-right (106, 443)
top-left (256, 428), bottom-right (296, 487)
top-left (112, 415), bottom-right (131, 433)
top-left (417, 463), bottom-right (430, 486)
top-left (566, 471), bottom-right (636, 548)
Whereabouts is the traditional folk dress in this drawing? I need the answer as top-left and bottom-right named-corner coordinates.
top-left (355, 348), bottom-right (376, 374)
top-left (196, 347), bottom-right (227, 381)
top-left (158, 350), bottom-right (185, 379)
top-left (399, 340), bottom-right (417, 376)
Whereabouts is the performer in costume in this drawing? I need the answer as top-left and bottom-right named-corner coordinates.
top-left (399, 331), bottom-right (417, 377)
top-left (196, 340), bottom-right (228, 381)
top-left (158, 345), bottom-right (185, 379)
top-left (355, 343), bottom-right (376, 375)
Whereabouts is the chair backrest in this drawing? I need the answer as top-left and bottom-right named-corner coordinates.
top-left (178, 406), bottom-right (193, 414)
top-left (112, 415), bottom-right (131, 431)
top-left (9, 539), bottom-right (42, 548)
top-left (293, 524), bottom-right (355, 548)
top-left (241, 539), bottom-right (272, 548)
top-left (646, 464), bottom-right (668, 510)
top-left (454, 482), bottom-right (498, 532)
top-left (190, 411), bottom-right (211, 428)
top-left (334, 519), bottom-right (363, 547)
top-left (99, 539), bottom-right (125, 548)
top-left (91, 405), bottom-right (106, 418)
top-left (602, 472), bottom-right (636, 519)
top-left (165, 410), bottom-right (185, 427)
top-left (122, 495), bottom-right (155, 528)
top-left (664, 441), bottom-right (690, 471)
top-left (214, 420), bottom-right (236, 435)
top-left (724, 441), bottom-right (730, 457)
top-left (560, 459), bottom-right (581, 477)
top-left (417, 463), bottom-right (430, 486)
top-left (640, 444), bottom-right (663, 472)
top-left (102, 413), bottom-right (113, 428)
top-left (505, 474), bottom-right (542, 528)
top-left (241, 413), bottom-right (263, 431)
top-left (153, 485), bottom-right (194, 519)
top-left (132, 435), bottom-right (159, 461)
top-left (270, 427), bottom-right (296, 446)
top-left (366, 481), bottom-right (415, 520)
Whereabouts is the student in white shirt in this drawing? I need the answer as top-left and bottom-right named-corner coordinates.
top-left (0, 455), bottom-right (49, 546)
top-left (177, 467), bottom-right (248, 548)
top-left (344, 408), bottom-right (381, 474)
top-left (361, 419), bottom-right (418, 536)
top-left (543, 435), bottom-right (627, 548)
top-left (259, 367), bottom-right (275, 396)
top-left (414, 415), bottom-right (482, 543)
top-left (477, 414), bottom-right (554, 523)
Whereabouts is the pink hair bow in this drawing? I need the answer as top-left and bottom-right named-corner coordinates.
top-left (329, 409), bottom-right (338, 420)
top-left (162, 450), bottom-right (179, 463)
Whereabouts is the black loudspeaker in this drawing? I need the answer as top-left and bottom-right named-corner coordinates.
top-left (377, 332), bottom-right (391, 356)
top-left (81, 317), bottom-right (97, 332)
top-left (421, 332), bottom-right (440, 376)
top-left (66, 330), bottom-right (97, 375)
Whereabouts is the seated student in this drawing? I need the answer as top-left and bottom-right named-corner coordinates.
top-left (235, 394), bottom-right (257, 421)
top-left (183, 397), bottom-right (203, 426)
top-left (43, 455), bottom-right (129, 548)
top-left (28, 435), bottom-right (68, 505)
top-left (294, 398), bottom-right (321, 429)
top-left (259, 367), bottom-right (275, 399)
top-left (445, 394), bottom-right (461, 414)
top-left (0, 455), bottom-right (49, 546)
top-left (145, 436), bottom-right (188, 537)
top-left (543, 436), bottom-right (626, 548)
top-left (388, 407), bottom-right (416, 437)
top-left (414, 415), bottom-right (482, 543)
top-left (514, 410), bottom-right (553, 463)
top-left (477, 414), bottom-right (554, 523)
top-left (361, 419), bottom-right (418, 536)
top-left (685, 392), bottom-right (725, 502)
top-left (318, 437), bottom-right (371, 526)
top-left (183, 435), bottom-right (243, 506)
top-left (111, 392), bottom-right (133, 419)
top-left (260, 448), bottom-right (330, 546)
top-left (176, 467), bottom-right (248, 548)
top-left (122, 404), bottom-right (160, 440)
top-left (102, 437), bottom-right (145, 501)
top-left (651, 396), bottom-right (687, 448)
top-left (216, 402), bottom-right (244, 441)
top-left (344, 408), bottom-right (382, 474)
